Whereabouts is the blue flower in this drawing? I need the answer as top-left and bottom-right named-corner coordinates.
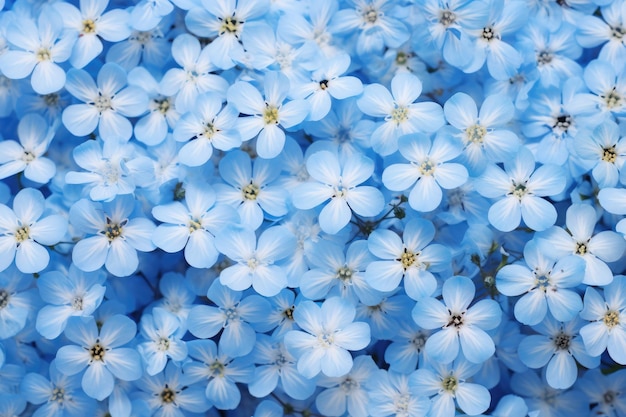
top-left (579, 275), bottom-right (626, 365)
top-left (510, 370), bottom-right (587, 417)
top-left (384, 321), bottom-right (430, 372)
top-left (442, 92), bottom-right (519, 175)
top-left (227, 71), bottom-right (309, 159)
top-left (315, 355), bottom-right (378, 417)
top-left (577, 368), bottom-right (626, 417)
top-left (518, 315), bottom-right (600, 389)
top-left (184, 0), bottom-right (270, 69)
top-left (0, 113), bottom-right (56, 184)
top-left (135, 362), bottom-right (211, 417)
top-left (292, 150), bottom-right (385, 234)
top-left (173, 93), bottom-right (240, 167)
top-left (0, 6), bottom-right (75, 94)
top-left (382, 134), bottom-right (468, 212)
top-left (55, 315), bottom-right (142, 401)
top-left (21, 360), bottom-right (96, 417)
top-left (418, 0), bottom-right (490, 71)
top-left (249, 333), bottom-right (316, 401)
top-left (329, 0), bottom-right (410, 56)
top-left (365, 218), bottom-right (450, 300)
top-left (0, 188), bottom-right (67, 273)
top-left (573, 120), bottom-right (626, 188)
top-left (535, 203), bottom-right (626, 286)
top-left (240, 21), bottom-right (319, 78)
top-left (517, 22), bottom-right (582, 87)
top-left (65, 139), bottom-right (143, 202)
top-left (127, 67), bottom-right (180, 147)
top-left (0, 266), bottom-right (33, 339)
top-left (105, 19), bottom-right (173, 71)
top-left (186, 280), bottom-right (270, 357)
top-left (215, 149), bottom-right (289, 230)
top-left (36, 265), bottom-right (107, 340)
top-left (264, 288), bottom-right (298, 338)
top-left (137, 307), bottom-right (187, 376)
top-left (522, 78), bottom-right (598, 166)
top-left (411, 357), bottom-right (491, 417)
top-left (496, 239), bottom-right (585, 325)
top-left (300, 239), bottom-right (379, 305)
top-left (159, 34), bottom-right (230, 114)
top-left (215, 225), bottom-right (295, 296)
top-left (291, 53), bottom-right (363, 122)
top-left (52, 0), bottom-right (131, 69)
top-left (152, 182), bottom-right (238, 269)
top-left (152, 271), bottom-right (195, 327)
top-left (581, 59), bottom-right (626, 117)
top-left (62, 63), bottom-right (148, 141)
top-left (465, 0), bottom-right (527, 80)
top-left (367, 369), bottom-right (430, 417)
top-left (474, 146), bottom-right (566, 232)
top-left (284, 296), bottom-right (371, 378)
top-left (412, 275), bottom-right (501, 364)
top-left (182, 339), bottom-right (254, 410)
top-left (357, 72), bottom-right (445, 156)
top-left (303, 98), bottom-right (375, 158)
top-left (356, 292), bottom-right (415, 340)
top-left (276, 0), bottom-right (339, 57)
top-left (577, 2), bottom-right (626, 66)
top-left (69, 195), bottom-right (156, 277)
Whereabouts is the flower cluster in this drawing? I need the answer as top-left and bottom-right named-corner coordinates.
top-left (1, 0), bottom-right (626, 416)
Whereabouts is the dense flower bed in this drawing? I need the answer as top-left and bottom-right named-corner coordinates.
top-left (0, 0), bottom-right (625, 416)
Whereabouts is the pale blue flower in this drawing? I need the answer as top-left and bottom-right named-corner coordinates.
top-left (411, 357), bottom-right (491, 417)
top-left (152, 182), bottom-right (238, 269)
top-left (0, 113), bottom-right (56, 184)
top-left (292, 150), bottom-right (384, 234)
top-left (579, 275), bottom-right (626, 365)
top-left (55, 315), bottom-right (142, 401)
top-left (518, 315), bottom-right (600, 389)
top-left (36, 265), bottom-right (106, 340)
top-left (365, 218), bottom-right (450, 300)
top-left (382, 134), bottom-right (468, 212)
top-left (69, 195), bottom-right (156, 277)
top-left (412, 275), bottom-right (501, 364)
top-left (284, 297), bottom-right (371, 378)
top-left (535, 203), bottom-right (626, 286)
top-left (62, 63), bottom-right (148, 141)
top-left (496, 240), bottom-right (585, 325)
top-left (0, 188), bottom-right (67, 273)
top-left (53, 0), bottom-right (131, 69)
top-left (474, 146), bottom-right (566, 232)
top-left (215, 225), bottom-right (296, 296)
top-left (0, 6), bottom-right (75, 94)
top-left (357, 72), bottom-right (445, 156)
top-left (227, 71), bottom-right (309, 159)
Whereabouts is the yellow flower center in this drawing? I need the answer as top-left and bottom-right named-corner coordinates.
top-left (604, 310), bottom-right (620, 328)
top-left (263, 105), bottom-right (280, 125)
top-left (82, 19), bottom-right (96, 34)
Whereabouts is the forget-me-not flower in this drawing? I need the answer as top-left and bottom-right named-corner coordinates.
top-left (292, 150), bottom-right (385, 234)
top-left (412, 275), bottom-right (501, 364)
top-left (284, 296), bottom-right (371, 378)
top-left (0, 188), bottom-right (67, 274)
